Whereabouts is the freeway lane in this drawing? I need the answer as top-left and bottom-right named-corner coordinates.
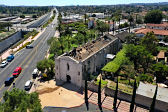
top-left (0, 9), bottom-right (58, 101)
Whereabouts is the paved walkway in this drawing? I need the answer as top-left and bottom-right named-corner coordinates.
top-left (79, 90), bottom-right (148, 112)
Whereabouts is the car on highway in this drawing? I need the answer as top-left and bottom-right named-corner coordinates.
top-left (26, 45), bottom-right (33, 49)
top-left (0, 61), bottom-right (8, 68)
top-left (32, 68), bottom-right (39, 79)
top-left (4, 76), bottom-right (14, 86)
top-left (24, 80), bottom-right (33, 90)
top-left (7, 54), bottom-right (14, 62)
top-left (12, 67), bottom-right (22, 77)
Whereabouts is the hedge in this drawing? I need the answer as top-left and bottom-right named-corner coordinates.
top-left (102, 46), bottom-right (128, 73)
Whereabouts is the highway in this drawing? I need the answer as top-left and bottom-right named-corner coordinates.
top-left (0, 8), bottom-right (58, 101)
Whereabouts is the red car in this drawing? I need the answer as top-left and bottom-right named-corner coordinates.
top-left (12, 67), bottom-right (22, 77)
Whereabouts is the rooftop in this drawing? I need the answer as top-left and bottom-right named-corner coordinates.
top-left (157, 51), bottom-right (165, 59)
top-left (146, 22), bottom-right (168, 27)
top-left (137, 82), bottom-right (168, 103)
top-left (66, 34), bottom-right (117, 62)
top-left (135, 28), bottom-right (168, 36)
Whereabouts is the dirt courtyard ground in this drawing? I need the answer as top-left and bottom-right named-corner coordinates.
top-left (33, 80), bottom-right (84, 108)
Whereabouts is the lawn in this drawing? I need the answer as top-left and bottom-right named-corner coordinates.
top-left (0, 29), bottom-right (16, 41)
top-left (108, 80), bottom-right (133, 95)
top-left (94, 79), bottom-right (108, 88)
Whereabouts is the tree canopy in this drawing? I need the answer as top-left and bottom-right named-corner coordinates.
top-left (144, 10), bottom-right (163, 24)
top-left (140, 32), bottom-right (158, 55)
top-left (0, 88), bottom-right (42, 112)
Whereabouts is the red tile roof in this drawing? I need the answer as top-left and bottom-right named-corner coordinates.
top-left (135, 28), bottom-right (168, 36)
top-left (146, 22), bottom-right (168, 27)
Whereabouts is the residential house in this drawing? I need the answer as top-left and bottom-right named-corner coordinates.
top-left (135, 22), bottom-right (168, 40)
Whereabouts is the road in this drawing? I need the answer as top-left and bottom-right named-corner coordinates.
top-left (0, 8), bottom-right (58, 101)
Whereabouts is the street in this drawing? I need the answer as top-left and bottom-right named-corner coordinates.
top-left (0, 9), bottom-right (58, 101)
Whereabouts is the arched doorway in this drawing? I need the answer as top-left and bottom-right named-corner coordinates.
top-left (66, 75), bottom-right (71, 83)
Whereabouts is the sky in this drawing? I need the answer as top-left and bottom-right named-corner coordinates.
top-left (0, 0), bottom-right (167, 6)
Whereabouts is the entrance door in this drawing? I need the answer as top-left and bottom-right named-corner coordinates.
top-left (66, 75), bottom-right (71, 83)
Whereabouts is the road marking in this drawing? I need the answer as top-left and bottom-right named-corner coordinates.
top-left (0, 31), bottom-right (50, 102)
top-left (0, 14), bottom-right (58, 102)
top-left (0, 85), bottom-right (4, 91)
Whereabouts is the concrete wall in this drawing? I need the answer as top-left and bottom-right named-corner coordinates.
top-left (55, 56), bottom-right (83, 87)
top-left (0, 31), bottom-right (23, 54)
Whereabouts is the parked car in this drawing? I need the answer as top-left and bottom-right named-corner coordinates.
top-left (7, 54), bottom-right (14, 62)
top-left (12, 67), bottom-right (22, 77)
top-left (26, 45), bottom-right (33, 49)
top-left (4, 76), bottom-right (14, 86)
top-left (32, 68), bottom-right (39, 79)
top-left (24, 80), bottom-right (33, 90)
top-left (0, 61), bottom-right (8, 68)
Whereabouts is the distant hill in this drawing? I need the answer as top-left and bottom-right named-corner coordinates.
top-left (130, 2), bottom-right (168, 6)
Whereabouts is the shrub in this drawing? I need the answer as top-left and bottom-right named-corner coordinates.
top-left (102, 46), bottom-right (129, 73)
top-left (139, 74), bottom-right (153, 83)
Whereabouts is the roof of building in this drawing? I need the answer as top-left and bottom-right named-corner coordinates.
top-left (157, 51), bottom-right (165, 59)
top-left (146, 22), bottom-right (168, 27)
top-left (65, 34), bottom-right (117, 62)
top-left (135, 28), bottom-right (168, 36)
top-left (136, 82), bottom-right (168, 103)
top-left (115, 31), bottom-right (130, 42)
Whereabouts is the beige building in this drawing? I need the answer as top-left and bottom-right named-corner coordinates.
top-left (55, 34), bottom-right (121, 87)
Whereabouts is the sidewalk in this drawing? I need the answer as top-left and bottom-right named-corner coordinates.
top-left (77, 90), bottom-right (148, 112)
top-left (0, 28), bottom-right (46, 62)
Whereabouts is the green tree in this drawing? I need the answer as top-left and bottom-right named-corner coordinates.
top-left (37, 59), bottom-right (55, 79)
top-left (32, 15), bottom-right (37, 18)
top-left (1, 88), bottom-right (42, 112)
top-left (20, 15), bottom-right (25, 19)
top-left (152, 63), bottom-right (168, 82)
top-left (128, 15), bottom-right (134, 33)
top-left (96, 20), bottom-right (109, 35)
top-left (149, 85), bottom-right (158, 112)
top-left (163, 36), bottom-right (168, 42)
top-left (129, 79), bottom-right (137, 112)
top-left (113, 77), bottom-right (118, 112)
top-left (141, 32), bottom-right (158, 55)
top-left (144, 10), bottom-right (163, 24)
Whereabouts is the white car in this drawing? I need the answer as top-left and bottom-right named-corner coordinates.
top-left (32, 68), bottom-right (39, 78)
top-left (24, 80), bottom-right (33, 90)
top-left (0, 61), bottom-right (8, 68)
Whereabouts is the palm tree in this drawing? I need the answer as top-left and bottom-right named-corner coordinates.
top-left (130, 79), bottom-right (137, 112)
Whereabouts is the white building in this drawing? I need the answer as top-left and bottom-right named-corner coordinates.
top-left (86, 13), bottom-right (104, 19)
top-left (55, 34), bottom-right (121, 87)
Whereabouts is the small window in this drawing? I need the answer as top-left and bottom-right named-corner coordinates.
top-left (67, 63), bottom-right (70, 71)
top-left (56, 66), bottom-right (58, 70)
top-left (78, 72), bottom-right (80, 76)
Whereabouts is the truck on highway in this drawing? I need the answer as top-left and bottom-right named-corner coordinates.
top-left (7, 54), bottom-right (14, 62)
